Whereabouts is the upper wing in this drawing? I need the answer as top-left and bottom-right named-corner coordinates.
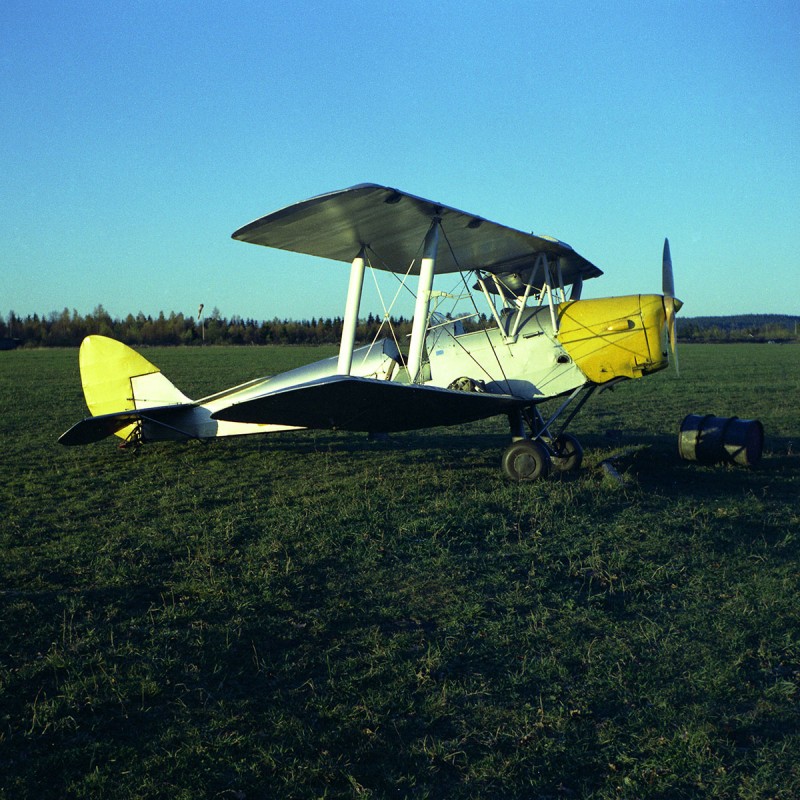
top-left (212, 375), bottom-right (526, 432)
top-left (232, 184), bottom-right (602, 284)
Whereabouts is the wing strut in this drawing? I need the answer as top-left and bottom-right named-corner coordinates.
top-left (337, 246), bottom-right (367, 375)
top-left (407, 219), bottom-right (440, 382)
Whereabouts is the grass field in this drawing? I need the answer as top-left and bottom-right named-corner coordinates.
top-left (1, 343), bottom-right (799, 799)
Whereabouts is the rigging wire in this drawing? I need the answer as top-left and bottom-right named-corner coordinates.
top-left (363, 247), bottom-right (416, 361)
top-left (438, 224), bottom-right (515, 394)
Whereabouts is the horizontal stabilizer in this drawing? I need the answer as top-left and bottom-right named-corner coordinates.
top-left (58, 404), bottom-right (194, 446)
top-left (59, 411), bottom-right (147, 446)
top-left (212, 375), bottom-right (525, 432)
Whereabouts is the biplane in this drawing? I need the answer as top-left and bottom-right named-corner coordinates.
top-left (59, 183), bottom-right (682, 480)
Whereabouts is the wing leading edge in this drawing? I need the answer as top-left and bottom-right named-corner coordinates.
top-left (212, 375), bottom-right (526, 432)
top-left (232, 184), bottom-right (602, 285)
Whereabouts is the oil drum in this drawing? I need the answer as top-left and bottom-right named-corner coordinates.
top-left (678, 414), bottom-right (763, 467)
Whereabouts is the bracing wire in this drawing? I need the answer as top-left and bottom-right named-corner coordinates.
top-left (363, 247), bottom-right (416, 360)
top-left (438, 224), bottom-right (515, 394)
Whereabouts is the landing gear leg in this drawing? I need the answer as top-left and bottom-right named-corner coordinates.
top-left (519, 387), bottom-right (597, 476)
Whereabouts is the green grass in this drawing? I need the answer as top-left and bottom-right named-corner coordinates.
top-left (1, 344), bottom-right (799, 798)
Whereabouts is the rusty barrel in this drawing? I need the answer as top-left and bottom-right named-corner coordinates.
top-left (678, 414), bottom-right (764, 467)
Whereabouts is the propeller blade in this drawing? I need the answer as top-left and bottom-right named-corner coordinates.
top-left (661, 238), bottom-right (682, 375)
top-left (665, 295), bottom-right (680, 375)
top-left (662, 238), bottom-right (674, 298)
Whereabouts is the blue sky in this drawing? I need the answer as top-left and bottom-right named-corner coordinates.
top-left (2, 0), bottom-right (798, 322)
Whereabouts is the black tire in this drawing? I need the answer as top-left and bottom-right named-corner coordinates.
top-left (550, 433), bottom-right (583, 473)
top-left (501, 440), bottom-right (551, 481)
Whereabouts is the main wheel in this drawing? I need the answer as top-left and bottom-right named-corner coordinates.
top-left (549, 433), bottom-right (583, 473)
top-left (501, 440), bottom-right (551, 482)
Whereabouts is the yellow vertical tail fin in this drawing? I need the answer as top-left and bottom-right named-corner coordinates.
top-left (78, 336), bottom-right (191, 441)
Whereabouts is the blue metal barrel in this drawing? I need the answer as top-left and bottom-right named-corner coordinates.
top-left (678, 414), bottom-right (763, 467)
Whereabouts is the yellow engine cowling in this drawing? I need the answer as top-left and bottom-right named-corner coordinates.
top-left (557, 295), bottom-right (668, 383)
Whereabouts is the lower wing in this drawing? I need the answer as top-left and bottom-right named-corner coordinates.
top-left (212, 375), bottom-right (526, 432)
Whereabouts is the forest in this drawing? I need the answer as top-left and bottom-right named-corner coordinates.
top-left (0, 306), bottom-right (412, 349)
top-left (1, 307), bottom-right (798, 349)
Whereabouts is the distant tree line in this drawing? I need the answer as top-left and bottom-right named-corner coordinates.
top-left (677, 314), bottom-right (799, 343)
top-left (0, 306), bottom-right (416, 348)
top-left (0, 308), bottom-right (797, 349)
